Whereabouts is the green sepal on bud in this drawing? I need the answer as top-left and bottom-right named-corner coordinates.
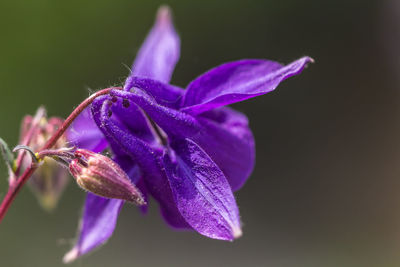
top-left (69, 149), bottom-right (145, 205)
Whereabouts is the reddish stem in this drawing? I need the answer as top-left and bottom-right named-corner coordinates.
top-left (0, 167), bottom-right (36, 222)
top-left (0, 87), bottom-right (121, 223)
top-left (43, 87), bottom-right (120, 150)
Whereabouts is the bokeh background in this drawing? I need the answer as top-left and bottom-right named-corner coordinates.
top-left (0, 0), bottom-right (399, 266)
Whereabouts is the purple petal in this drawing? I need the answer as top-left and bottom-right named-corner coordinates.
top-left (193, 107), bottom-right (255, 191)
top-left (109, 96), bottom-right (159, 146)
top-left (93, 97), bottom-right (190, 229)
top-left (111, 89), bottom-right (255, 191)
top-left (66, 107), bottom-right (108, 152)
top-left (124, 5), bottom-right (180, 89)
top-left (163, 138), bottom-right (242, 240)
top-left (200, 107), bottom-right (252, 141)
top-left (181, 57), bottom-right (313, 114)
top-left (91, 96), bottom-right (151, 212)
top-left (110, 88), bottom-right (200, 139)
top-left (126, 76), bottom-right (184, 109)
top-left (63, 194), bottom-right (123, 263)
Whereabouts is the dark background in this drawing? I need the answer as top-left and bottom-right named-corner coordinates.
top-left (0, 0), bottom-right (399, 266)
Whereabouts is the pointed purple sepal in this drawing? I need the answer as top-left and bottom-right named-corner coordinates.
top-left (181, 57), bottom-right (313, 114)
top-left (124, 5), bottom-right (180, 88)
top-left (63, 194), bottom-right (124, 263)
top-left (163, 138), bottom-right (242, 240)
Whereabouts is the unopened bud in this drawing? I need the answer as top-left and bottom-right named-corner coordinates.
top-left (69, 149), bottom-right (145, 205)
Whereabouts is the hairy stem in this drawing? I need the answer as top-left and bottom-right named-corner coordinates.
top-left (0, 87), bottom-right (120, 223)
top-left (43, 88), bottom-right (120, 150)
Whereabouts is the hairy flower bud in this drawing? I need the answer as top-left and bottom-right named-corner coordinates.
top-left (69, 149), bottom-right (145, 205)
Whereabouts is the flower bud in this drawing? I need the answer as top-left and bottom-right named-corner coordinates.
top-left (69, 149), bottom-right (145, 205)
top-left (19, 107), bottom-right (69, 211)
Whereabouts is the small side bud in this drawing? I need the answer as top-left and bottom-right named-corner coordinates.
top-left (17, 107), bottom-right (69, 211)
top-left (69, 149), bottom-right (145, 205)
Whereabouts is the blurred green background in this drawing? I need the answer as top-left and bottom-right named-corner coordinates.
top-left (0, 0), bottom-right (399, 266)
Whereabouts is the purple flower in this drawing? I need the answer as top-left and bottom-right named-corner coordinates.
top-left (65, 6), bottom-right (312, 262)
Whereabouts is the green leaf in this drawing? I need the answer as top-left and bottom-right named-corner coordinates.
top-left (0, 137), bottom-right (15, 171)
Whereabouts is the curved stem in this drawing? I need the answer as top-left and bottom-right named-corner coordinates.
top-left (0, 87), bottom-right (120, 223)
top-left (43, 87), bottom-right (120, 150)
